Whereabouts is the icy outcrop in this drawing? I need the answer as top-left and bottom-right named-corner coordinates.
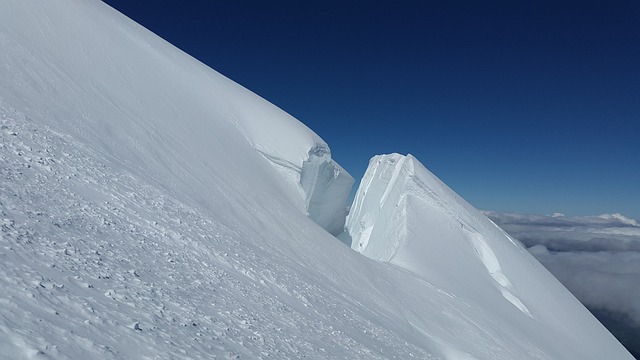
top-left (347, 153), bottom-right (632, 358)
top-left (347, 153), bottom-right (536, 312)
top-left (254, 143), bottom-right (353, 236)
top-left (300, 145), bottom-right (354, 236)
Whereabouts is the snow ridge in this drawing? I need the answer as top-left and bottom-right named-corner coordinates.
top-left (346, 153), bottom-right (535, 315)
top-left (346, 153), bottom-right (632, 358)
top-left (347, 154), bottom-right (409, 258)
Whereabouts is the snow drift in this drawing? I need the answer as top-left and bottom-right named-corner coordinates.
top-left (0, 0), bottom-right (632, 359)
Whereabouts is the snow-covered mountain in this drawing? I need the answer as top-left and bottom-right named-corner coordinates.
top-left (0, 0), bottom-right (632, 359)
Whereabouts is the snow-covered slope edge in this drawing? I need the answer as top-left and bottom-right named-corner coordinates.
top-left (347, 154), bottom-right (633, 358)
top-left (0, 0), bottom-right (352, 235)
top-left (0, 104), bottom-right (404, 359)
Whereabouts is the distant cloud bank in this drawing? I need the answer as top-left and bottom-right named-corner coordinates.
top-left (485, 211), bottom-right (640, 347)
top-left (485, 212), bottom-right (640, 252)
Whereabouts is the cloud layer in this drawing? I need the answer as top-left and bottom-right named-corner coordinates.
top-left (486, 211), bottom-right (640, 354)
top-left (486, 212), bottom-right (640, 252)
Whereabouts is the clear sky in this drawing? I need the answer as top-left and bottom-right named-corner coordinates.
top-left (102, 0), bottom-right (639, 219)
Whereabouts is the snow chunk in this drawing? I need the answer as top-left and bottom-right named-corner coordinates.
top-left (346, 153), bottom-right (629, 346)
top-left (347, 153), bottom-right (531, 312)
top-left (346, 153), bottom-right (409, 257)
top-left (300, 145), bottom-right (354, 236)
top-left (255, 142), bottom-right (354, 236)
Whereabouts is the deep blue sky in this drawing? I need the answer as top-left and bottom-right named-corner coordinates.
top-left (103, 0), bottom-right (640, 218)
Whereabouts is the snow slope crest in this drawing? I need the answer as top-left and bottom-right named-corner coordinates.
top-left (0, 0), bottom-right (352, 236)
top-left (347, 153), bottom-right (533, 314)
top-left (347, 153), bottom-right (632, 358)
top-left (346, 153), bottom-right (411, 257)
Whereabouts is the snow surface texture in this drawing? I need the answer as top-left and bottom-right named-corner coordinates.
top-left (0, 0), bottom-right (633, 359)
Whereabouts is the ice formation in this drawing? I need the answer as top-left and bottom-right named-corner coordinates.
top-left (300, 145), bottom-right (354, 236)
top-left (346, 153), bottom-right (632, 356)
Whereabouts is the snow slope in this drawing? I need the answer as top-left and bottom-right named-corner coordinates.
top-left (0, 0), bottom-right (632, 359)
top-left (0, 0), bottom-right (351, 235)
top-left (346, 154), bottom-right (633, 358)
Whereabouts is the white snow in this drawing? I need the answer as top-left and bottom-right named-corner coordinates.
top-left (0, 0), bottom-right (348, 234)
top-left (0, 0), bottom-right (633, 359)
top-left (299, 145), bottom-right (354, 236)
top-left (347, 154), bottom-right (632, 358)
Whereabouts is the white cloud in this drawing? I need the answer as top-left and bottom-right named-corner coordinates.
top-left (533, 248), bottom-right (640, 326)
top-left (486, 211), bottom-right (640, 328)
top-left (484, 211), bottom-right (640, 252)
